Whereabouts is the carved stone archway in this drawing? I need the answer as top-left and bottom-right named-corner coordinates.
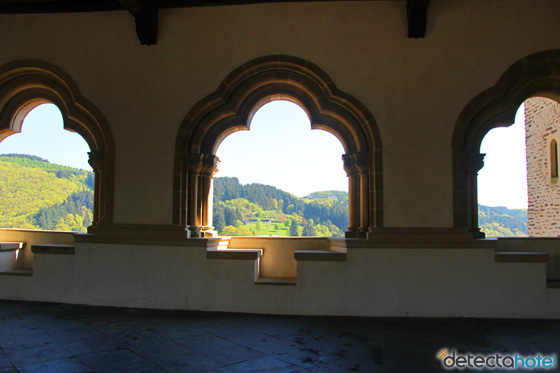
top-left (174, 55), bottom-right (383, 238)
top-left (452, 50), bottom-right (560, 237)
top-left (0, 60), bottom-right (115, 230)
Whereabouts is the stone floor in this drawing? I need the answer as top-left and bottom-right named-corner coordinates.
top-left (0, 300), bottom-right (559, 372)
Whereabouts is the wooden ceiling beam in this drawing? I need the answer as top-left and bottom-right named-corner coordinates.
top-left (118, 0), bottom-right (158, 45)
top-left (406, 0), bottom-right (430, 38)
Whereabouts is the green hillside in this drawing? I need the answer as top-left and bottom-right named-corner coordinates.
top-left (0, 155), bottom-right (529, 237)
top-left (479, 204), bottom-right (528, 237)
top-left (0, 154), bottom-right (93, 232)
top-left (213, 177), bottom-right (348, 237)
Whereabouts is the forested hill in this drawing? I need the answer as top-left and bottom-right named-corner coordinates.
top-left (214, 177), bottom-right (529, 237)
top-left (0, 154), bottom-right (93, 232)
top-left (0, 155), bottom-right (529, 237)
top-left (213, 177), bottom-right (348, 237)
top-left (479, 204), bottom-right (528, 237)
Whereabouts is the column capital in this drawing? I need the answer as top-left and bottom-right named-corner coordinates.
top-left (187, 153), bottom-right (220, 177)
top-left (463, 152), bottom-right (485, 174)
top-left (201, 154), bottom-right (220, 178)
top-left (88, 150), bottom-right (105, 171)
top-left (343, 152), bottom-right (370, 176)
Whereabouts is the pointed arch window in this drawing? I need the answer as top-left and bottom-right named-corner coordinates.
top-left (0, 60), bottom-right (115, 232)
top-left (174, 56), bottom-right (383, 238)
top-left (551, 139), bottom-right (558, 179)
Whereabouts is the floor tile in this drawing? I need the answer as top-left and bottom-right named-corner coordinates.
top-left (0, 332), bottom-right (58, 350)
top-left (218, 330), bottom-right (299, 354)
top-left (77, 349), bottom-right (151, 371)
top-left (17, 357), bottom-right (91, 373)
top-left (128, 340), bottom-right (194, 360)
top-left (214, 356), bottom-right (300, 372)
top-left (152, 352), bottom-right (224, 372)
top-left (5, 345), bottom-right (73, 368)
top-left (175, 333), bottom-right (239, 354)
top-left (204, 344), bottom-right (265, 365)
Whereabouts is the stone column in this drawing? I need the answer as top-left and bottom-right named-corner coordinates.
top-left (186, 154), bottom-right (204, 238)
top-left (186, 153), bottom-right (220, 238)
top-left (343, 154), bottom-right (360, 238)
top-left (199, 155), bottom-right (220, 237)
top-left (355, 152), bottom-right (371, 238)
top-left (88, 150), bottom-right (105, 226)
top-left (463, 152), bottom-right (485, 238)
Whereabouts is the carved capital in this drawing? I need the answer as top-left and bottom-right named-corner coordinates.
top-left (200, 154), bottom-right (220, 178)
top-left (343, 154), bottom-right (358, 176)
top-left (88, 150), bottom-right (105, 171)
top-left (187, 153), bottom-right (220, 177)
top-left (186, 153), bottom-right (203, 174)
top-left (463, 152), bottom-right (485, 174)
top-left (343, 152), bottom-right (370, 176)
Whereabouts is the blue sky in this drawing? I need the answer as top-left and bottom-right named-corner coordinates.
top-left (0, 104), bottom-right (91, 170)
top-left (216, 101), bottom-right (347, 196)
top-left (0, 101), bottom-right (529, 207)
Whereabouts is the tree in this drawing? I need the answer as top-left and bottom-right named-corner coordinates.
top-left (224, 206), bottom-right (242, 226)
top-left (289, 219), bottom-right (299, 236)
top-left (302, 220), bottom-right (317, 236)
top-left (221, 225), bottom-right (238, 236)
top-left (256, 218), bottom-right (262, 233)
top-left (237, 225), bottom-right (253, 236)
top-left (214, 210), bottom-right (225, 233)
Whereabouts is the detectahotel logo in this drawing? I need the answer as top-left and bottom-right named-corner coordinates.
top-left (437, 348), bottom-right (557, 370)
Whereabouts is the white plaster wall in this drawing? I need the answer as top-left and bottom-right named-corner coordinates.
top-left (0, 242), bottom-right (558, 318)
top-left (0, 229), bottom-right (75, 268)
top-left (0, 1), bottom-right (559, 227)
top-left (497, 238), bottom-right (560, 279)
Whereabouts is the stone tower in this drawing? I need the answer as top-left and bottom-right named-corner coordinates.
top-left (525, 97), bottom-right (560, 237)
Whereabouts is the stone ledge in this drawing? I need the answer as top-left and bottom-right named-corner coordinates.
top-left (495, 251), bottom-right (549, 263)
top-left (367, 228), bottom-right (474, 240)
top-left (31, 244), bottom-right (75, 255)
top-left (0, 242), bottom-right (24, 251)
top-left (206, 249), bottom-right (262, 260)
top-left (0, 268), bottom-right (33, 276)
top-left (74, 233), bottom-right (226, 248)
top-left (345, 239), bottom-right (496, 249)
top-left (255, 277), bottom-right (297, 286)
top-left (294, 250), bottom-right (347, 262)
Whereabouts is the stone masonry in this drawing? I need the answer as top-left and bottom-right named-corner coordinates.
top-left (525, 97), bottom-right (560, 237)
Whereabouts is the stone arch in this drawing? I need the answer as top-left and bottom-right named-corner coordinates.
top-left (0, 60), bottom-right (115, 230)
top-left (174, 55), bottom-right (383, 238)
top-left (452, 50), bottom-right (560, 237)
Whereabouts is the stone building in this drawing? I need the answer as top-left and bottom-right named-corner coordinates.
top-left (525, 97), bottom-right (560, 237)
top-left (0, 0), bottom-right (559, 318)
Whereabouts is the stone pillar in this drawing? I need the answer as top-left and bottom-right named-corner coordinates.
top-left (186, 153), bottom-right (220, 238)
top-left (343, 153), bottom-right (360, 238)
top-left (355, 152), bottom-right (371, 238)
top-left (463, 152), bottom-right (485, 238)
top-left (88, 150), bottom-right (105, 226)
top-left (186, 154), bottom-right (204, 238)
top-left (199, 155), bottom-right (220, 237)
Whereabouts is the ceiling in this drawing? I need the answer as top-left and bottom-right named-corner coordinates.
top-left (0, 0), bottom-right (430, 45)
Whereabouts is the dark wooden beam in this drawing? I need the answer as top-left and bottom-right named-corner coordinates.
top-left (118, 0), bottom-right (158, 45)
top-left (0, 1), bottom-right (392, 14)
top-left (406, 0), bottom-right (430, 39)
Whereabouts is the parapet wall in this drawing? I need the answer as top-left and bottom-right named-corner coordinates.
top-left (525, 97), bottom-right (560, 237)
